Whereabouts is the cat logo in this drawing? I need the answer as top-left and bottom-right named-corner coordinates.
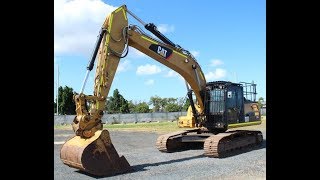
top-left (157, 46), bottom-right (167, 58)
top-left (149, 44), bottom-right (173, 59)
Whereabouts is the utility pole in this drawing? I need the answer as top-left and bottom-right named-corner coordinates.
top-left (57, 64), bottom-right (59, 115)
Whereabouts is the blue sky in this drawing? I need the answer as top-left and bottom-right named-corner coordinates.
top-left (54, 0), bottom-right (266, 103)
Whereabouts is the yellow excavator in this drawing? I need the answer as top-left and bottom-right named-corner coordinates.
top-left (60, 5), bottom-right (263, 176)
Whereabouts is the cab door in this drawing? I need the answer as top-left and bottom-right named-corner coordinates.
top-left (226, 86), bottom-right (244, 124)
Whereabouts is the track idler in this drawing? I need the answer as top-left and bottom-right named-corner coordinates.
top-left (60, 130), bottom-right (131, 177)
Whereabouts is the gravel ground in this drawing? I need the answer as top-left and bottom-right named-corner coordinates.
top-left (54, 128), bottom-right (266, 180)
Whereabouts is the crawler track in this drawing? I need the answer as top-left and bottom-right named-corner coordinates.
top-left (156, 130), bottom-right (189, 152)
top-left (156, 130), bottom-right (263, 158)
top-left (204, 130), bottom-right (263, 157)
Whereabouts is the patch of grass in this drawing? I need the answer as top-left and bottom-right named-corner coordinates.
top-left (104, 121), bottom-right (183, 133)
top-left (54, 124), bottom-right (72, 130)
top-left (231, 117), bottom-right (266, 131)
top-left (54, 116), bottom-right (266, 133)
top-left (53, 121), bottom-right (184, 133)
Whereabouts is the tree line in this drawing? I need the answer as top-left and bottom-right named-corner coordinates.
top-left (54, 86), bottom-right (266, 115)
top-left (54, 86), bottom-right (190, 115)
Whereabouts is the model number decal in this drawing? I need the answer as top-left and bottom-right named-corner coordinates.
top-left (149, 44), bottom-right (173, 59)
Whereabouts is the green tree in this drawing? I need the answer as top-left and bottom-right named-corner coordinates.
top-left (159, 98), bottom-right (169, 112)
top-left (134, 102), bottom-right (150, 113)
top-left (128, 100), bottom-right (136, 113)
top-left (54, 101), bottom-right (57, 114)
top-left (57, 86), bottom-right (76, 115)
top-left (106, 89), bottom-right (130, 114)
top-left (107, 89), bottom-right (121, 113)
top-left (166, 98), bottom-right (177, 104)
top-left (120, 96), bottom-right (130, 113)
top-left (183, 98), bottom-right (190, 111)
top-left (258, 97), bottom-right (264, 109)
top-left (165, 103), bottom-right (181, 112)
top-left (149, 96), bottom-right (188, 112)
top-left (176, 97), bottom-right (185, 110)
top-left (164, 97), bottom-right (183, 112)
top-left (149, 95), bottom-right (162, 112)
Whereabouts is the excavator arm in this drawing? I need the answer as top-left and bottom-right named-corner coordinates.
top-left (71, 5), bottom-right (207, 138)
top-left (71, 7), bottom-right (129, 138)
top-left (60, 6), bottom-right (131, 176)
top-left (61, 5), bottom-right (208, 176)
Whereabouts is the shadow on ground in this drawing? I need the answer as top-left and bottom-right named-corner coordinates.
top-left (132, 154), bottom-right (206, 172)
top-left (75, 139), bottom-right (266, 178)
top-left (75, 154), bottom-right (205, 178)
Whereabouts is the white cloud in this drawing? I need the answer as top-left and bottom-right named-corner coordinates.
top-left (145, 79), bottom-right (154, 85)
top-left (157, 24), bottom-right (175, 34)
top-left (136, 64), bottom-right (162, 75)
top-left (164, 70), bottom-right (185, 83)
top-left (54, 0), bottom-right (117, 56)
top-left (165, 70), bottom-right (179, 77)
top-left (210, 59), bottom-right (224, 66)
top-left (205, 68), bottom-right (227, 81)
top-left (190, 50), bottom-right (200, 58)
top-left (117, 60), bottom-right (131, 73)
top-left (129, 47), bottom-right (148, 58)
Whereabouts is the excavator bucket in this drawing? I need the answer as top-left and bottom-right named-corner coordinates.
top-left (60, 130), bottom-right (132, 177)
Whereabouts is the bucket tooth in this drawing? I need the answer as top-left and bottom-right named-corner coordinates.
top-left (60, 130), bottom-right (131, 176)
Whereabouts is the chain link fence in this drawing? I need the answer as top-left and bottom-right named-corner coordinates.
top-left (55, 108), bottom-right (266, 125)
top-left (54, 111), bottom-right (187, 125)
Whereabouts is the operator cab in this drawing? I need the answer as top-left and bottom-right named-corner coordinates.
top-left (204, 81), bottom-right (260, 132)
